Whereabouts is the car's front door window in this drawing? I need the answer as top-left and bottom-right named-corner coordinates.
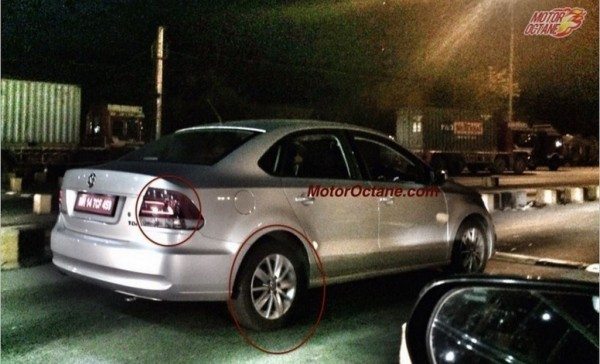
top-left (350, 132), bottom-right (447, 268)
top-left (352, 135), bottom-right (424, 183)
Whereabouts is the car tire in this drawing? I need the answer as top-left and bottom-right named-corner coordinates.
top-left (513, 156), bottom-right (527, 175)
top-left (232, 240), bottom-right (307, 331)
top-left (449, 219), bottom-right (489, 274)
top-left (548, 156), bottom-right (560, 171)
top-left (490, 157), bottom-right (507, 174)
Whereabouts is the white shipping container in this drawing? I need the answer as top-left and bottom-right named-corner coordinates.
top-left (1, 78), bottom-right (81, 146)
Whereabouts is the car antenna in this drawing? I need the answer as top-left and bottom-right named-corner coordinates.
top-left (206, 98), bottom-right (223, 124)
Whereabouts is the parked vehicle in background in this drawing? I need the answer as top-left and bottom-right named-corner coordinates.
top-left (51, 119), bottom-right (495, 331)
top-left (0, 78), bottom-right (145, 182)
top-left (563, 133), bottom-right (599, 166)
top-left (519, 123), bottom-right (565, 171)
top-left (395, 108), bottom-right (564, 175)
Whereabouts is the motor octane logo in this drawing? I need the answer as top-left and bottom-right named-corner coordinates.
top-left (524, 7), bottom-right (586, 38)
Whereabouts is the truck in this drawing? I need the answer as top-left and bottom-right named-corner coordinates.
top-left (1, 78), bottom-right (145, 182)
top-left (513, 123), bottom-right (565, 171)
top-left (563, 133), bottom-right (599, 166)
top-left (395, 107), bottom-right (564, 175)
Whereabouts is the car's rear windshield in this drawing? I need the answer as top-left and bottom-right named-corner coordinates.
top-left (121, 129), bottom-right (259, 165)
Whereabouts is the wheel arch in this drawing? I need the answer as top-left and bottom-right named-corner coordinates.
top-left (452, 213), bottom-right (495, 260)
top-left (231, 227), bottom-right (312, 299)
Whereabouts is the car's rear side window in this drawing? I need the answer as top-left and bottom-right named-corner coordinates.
top-left (121, 129), bottom-right (258, 165)
top-left (259, 132), bottom-right (352, 179)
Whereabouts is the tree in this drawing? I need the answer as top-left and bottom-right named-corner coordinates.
top-left (459, 66), bottom-right (521, 112)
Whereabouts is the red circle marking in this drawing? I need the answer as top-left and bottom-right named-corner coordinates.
top-left (227, 224), bottom-right (327, 354)
top-left (134, 174), bottom-right (202, 247)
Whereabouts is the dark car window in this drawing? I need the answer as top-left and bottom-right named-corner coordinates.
top-left (262, 133), bottom-right (351, 179)
top-left (430, 287), bottom-right (599, 364)
top-left (121, 129), bottom-right (258, 165)
top-left (352, 134), bottom-right (425, 183)
top-left (258, 143), bottom-right (283, 175)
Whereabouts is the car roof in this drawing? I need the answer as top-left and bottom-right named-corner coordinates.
top-left (176, 119), bottom-right (388, 136)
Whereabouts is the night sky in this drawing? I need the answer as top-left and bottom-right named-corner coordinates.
top-left (2, 0), bottom-right (598, 137)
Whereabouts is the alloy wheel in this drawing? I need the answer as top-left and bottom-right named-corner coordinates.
top-left (250, 254), bottom-right (297, 320)
top-left (460, 227), bottom-right (485, 272)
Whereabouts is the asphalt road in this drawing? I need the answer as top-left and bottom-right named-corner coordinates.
top-left (2, 202), bottom-right (598, 363)
top-left (493, 202), bottom-right (599, 263)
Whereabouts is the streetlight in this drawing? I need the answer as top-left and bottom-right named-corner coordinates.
top-left (508, 0), bottom-right (515, 124)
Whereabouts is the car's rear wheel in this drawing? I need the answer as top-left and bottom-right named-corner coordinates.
top-left (449, 220), bottom-right (488, 273)
top-left (232, 241), bottom-right (307, 331)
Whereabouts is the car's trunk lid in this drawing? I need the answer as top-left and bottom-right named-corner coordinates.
top-left (60, 163), bottom-right (208, 244)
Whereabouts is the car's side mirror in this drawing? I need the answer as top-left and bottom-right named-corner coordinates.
top-left (433, 170), bottom-right (448, 185)
top-left (404, 276), bottom-right (599, 363)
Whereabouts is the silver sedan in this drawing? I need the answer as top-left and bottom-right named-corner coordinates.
top-left (51, 120), bottom-right (495, 330)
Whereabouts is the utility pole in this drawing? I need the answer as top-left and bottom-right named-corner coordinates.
top-left (155, 26), bottom-right (165, 140)
top-left (508, 0), bottom-right (514, 124)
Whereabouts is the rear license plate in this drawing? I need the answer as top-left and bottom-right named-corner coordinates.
top-left (74, 193), bottom-right (118, 216)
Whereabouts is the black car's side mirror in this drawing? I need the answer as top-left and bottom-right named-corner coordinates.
top-left (403, 276), bottom-right (599, 364)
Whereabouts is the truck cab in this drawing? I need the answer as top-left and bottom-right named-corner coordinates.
top-left (84, 104), bottom-right (145, 148)
top-left (512, 123), bottom-right (564, 171)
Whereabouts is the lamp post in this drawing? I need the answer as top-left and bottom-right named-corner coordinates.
top-left (508, 0), bottom-right (515, 124)
top-left (155, 26), bottom-right (165, 140)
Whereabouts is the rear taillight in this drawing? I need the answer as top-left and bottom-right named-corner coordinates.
top-left (138, 188), bottom-right (203, 230)
top-left (59, 189), bottom-right (66, 213)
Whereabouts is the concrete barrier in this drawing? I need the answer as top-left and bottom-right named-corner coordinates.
top-left (10, 177), bottom-right (22, 193)
top-left (514, 190), bottom-right (528, 207)
top-left (536, 189), bottom-right (557, 205)
top-left (481, 193), bottom-right (494, 212)
top-left (564, 187), bottom-right (584, 203)
top-left (584, 186), bottom-right (599, 201)
top-left (33, 194), bottom-right (52, 214)
top-left (3, 172), bottom-right (17, 185)
top-left (481, 185), bottom-right (597, 211)
top-left (1, 228), bottom-right (20, 269)
top-left (0, 227), bottom-right (51, 270)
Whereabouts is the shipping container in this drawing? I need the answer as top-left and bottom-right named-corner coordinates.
top-left (395, 107), bottom-right (564, 175)
top-left (1, 78), bottom-right (81, 146)
top-left (396, 107), bottom-right (520, 175)
top-left (396, 107), bottom-right (496, 153)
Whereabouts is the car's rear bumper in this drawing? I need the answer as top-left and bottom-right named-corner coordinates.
top-left (51, 220), bottom-right (236, 301)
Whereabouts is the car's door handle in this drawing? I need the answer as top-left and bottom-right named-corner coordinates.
top-left (379, 196), bottom-right (394, 205)
top-left (295, 195), bottom-right (315, 205)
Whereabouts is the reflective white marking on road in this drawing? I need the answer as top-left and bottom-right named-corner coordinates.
top-left (493, 251), bottom-right (594, 270)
